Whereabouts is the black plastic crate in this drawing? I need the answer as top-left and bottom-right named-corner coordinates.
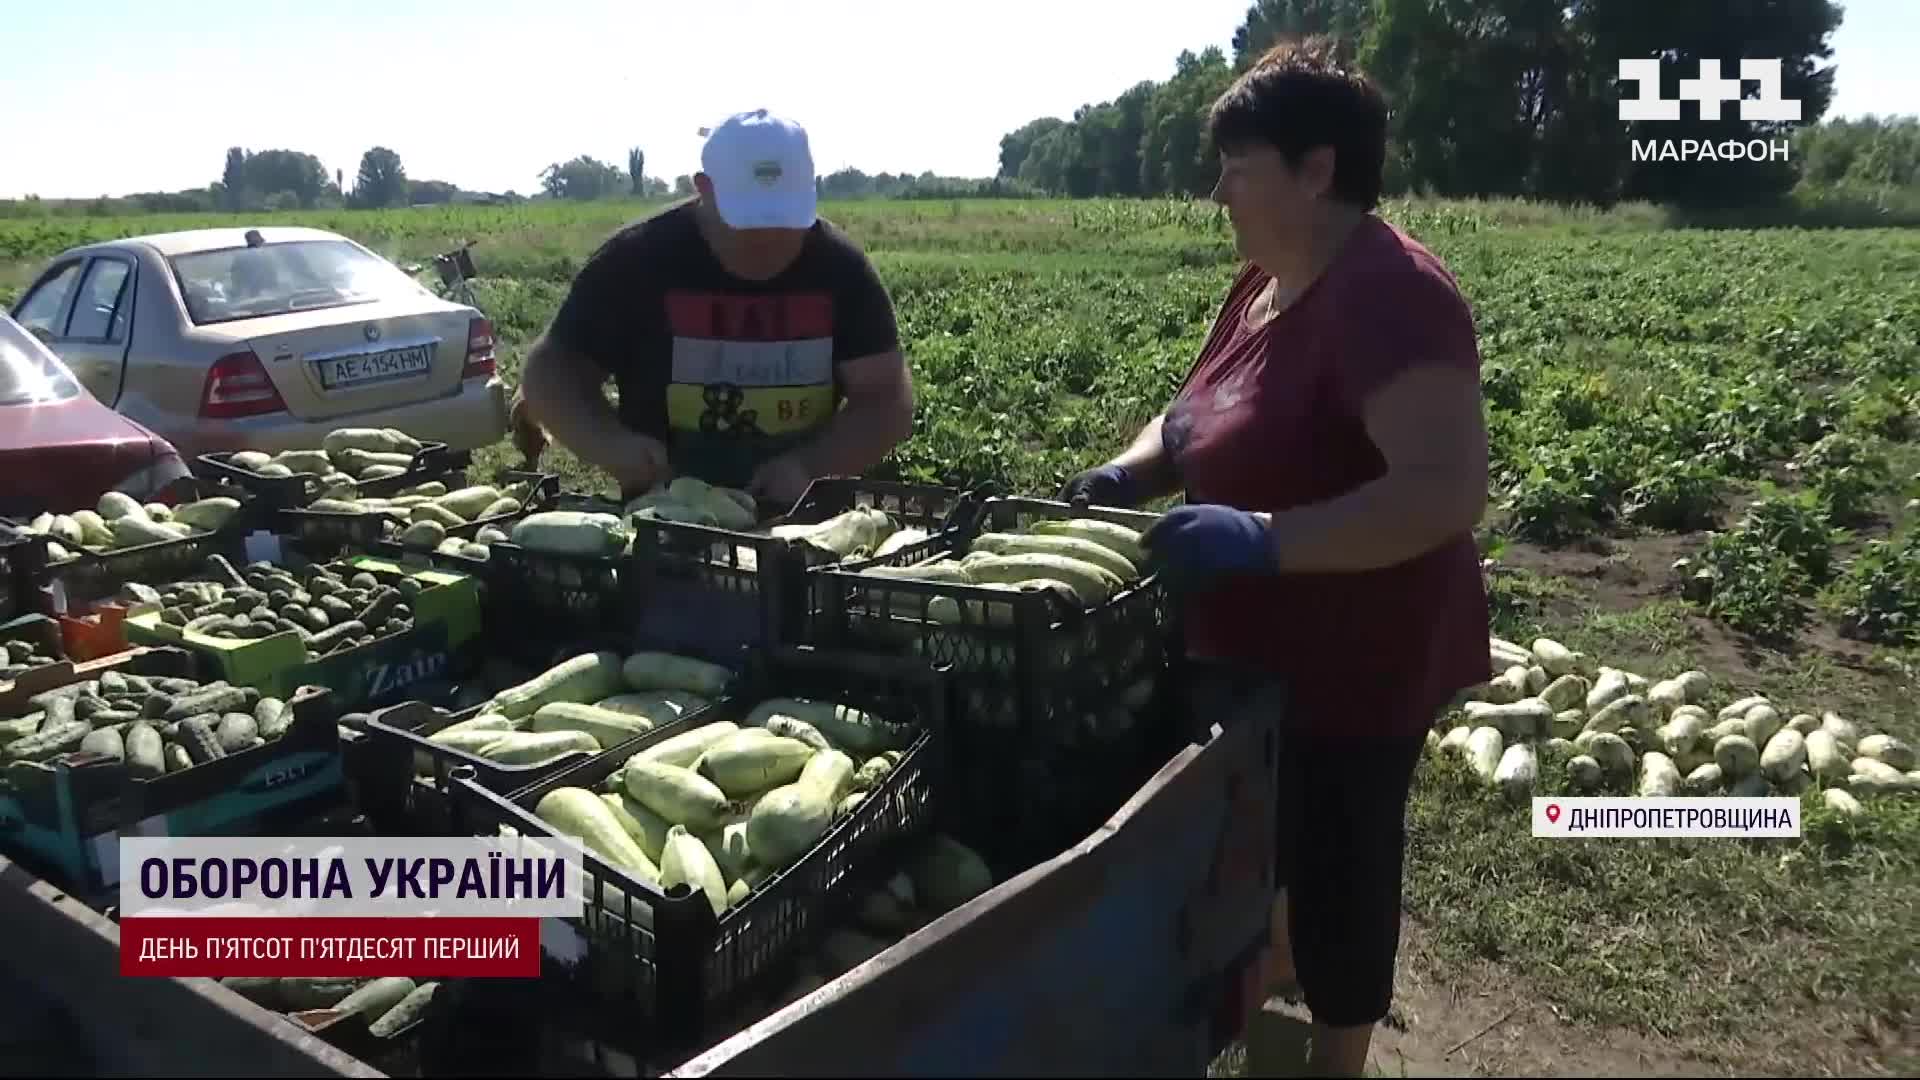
top-left (26, 504), bottom-right (267, 613)
top-left (365, 471), bottom-right (560, 574)
top-left (276, 470), bottom-right (555, 561)
top-left (470, 490), bottom-right (631, 635)
top-left (0, 647), bottom-right (347, 898)
top-left (442, 644), bottom-right (945, 1067)
top-left (195, 442), bottom-right (469, 507)
top-left (808, 497), bottom-right (1172, 743)
top-left (357, 637), bottom-right (749, 834)
top-left (626, 478), bottom-right (991, 651)
top-left (0, 527), bottom-right (48, 623)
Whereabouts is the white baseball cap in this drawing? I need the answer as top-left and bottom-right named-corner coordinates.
top-left (699, 110), bottom-right (818, 230)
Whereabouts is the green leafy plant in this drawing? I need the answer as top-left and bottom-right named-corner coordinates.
top-left (1832, 531), bottom-right (1920, 645)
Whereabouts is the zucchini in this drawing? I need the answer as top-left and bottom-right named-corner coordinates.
top-left (332, 977), bottom-right (416, 1021)
top-left (96, 491), bottom-right (144, 521)
top-left (763, 714), bottom-right (832, 752)
top-left (478, 730), bottom-right (598, 765)
top-left (489, 651), bottom-right (628, 721)
top-left (369, 982), bottom-right (439, 1038)
top-left (163, 743), bottom-right (195, 773)
top-left (218, 976), bottom-right (286, 1009)
top-left (1026, 517), bottom-right (1145, 565)
top-left (332, 448), bottom-right (415, 476)
top-left (970, 532), bottom-right (1139, 581)
top-left (743, 698), bottom-right (914, 755)
top-left (323, 427), bottom-right (422, 457)
top-left (435, 486), bottom-right (502, 520)
top-left (630, 721), bottom-right (741, 770)
top-left (770, 507), bottom-right (890, 557)
top-left (536, 788), bottom-right (661, 884)
top-left (964, 551), bottom-right (1123, 606)
top-left (508, 511), bottom-right (630, 556)
top-left (849, 753), bottom-right (895, 793)
top-left (273, 449), bottom-right (335, 475)
top-left (529, 702), bottom-right (658, 750)
top-left (172, 497), bottom-right (242, 532)
top-left (600, 792), bottom-right (674, 863)
top-left (410, 503), bottom-right (467, 529)
top-left (110, 515), bottom-right (188, 548)
top-left (475, 495), bottom-right (522, 520)
top-left (400, 520), bottom-right (447, 549)
top-left (745, 750), bottom-right (855, 869)
top-left (622, 652), bottom-right (732, 696)
top-left (697, 733), bottom-right (815, 798)
top-left (623, 759), bottom-right (733, 831)
top-left (659, 825), bottom-right (729, 916)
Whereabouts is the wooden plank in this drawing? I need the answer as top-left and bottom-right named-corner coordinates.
top-left (0, 854), bottom-right (384, 1078)
top-left (671, 674), bottom-right (1280, 1077)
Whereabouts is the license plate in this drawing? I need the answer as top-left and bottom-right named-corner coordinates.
top-left (316, 344), bottom-right (433, 390)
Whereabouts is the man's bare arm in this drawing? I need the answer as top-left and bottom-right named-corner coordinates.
top-left (520, 334), bottom-right (668, 488)
top-left (784, 351), bottom-right (916, 477)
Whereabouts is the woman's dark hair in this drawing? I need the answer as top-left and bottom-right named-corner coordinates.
top-left (1207, 36), bottom-right (1389, 211)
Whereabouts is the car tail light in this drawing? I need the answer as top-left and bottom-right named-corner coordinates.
top-left (199, 350), bottom-right (287, 419)
top-left (464, 317), bottom-right (496, 378)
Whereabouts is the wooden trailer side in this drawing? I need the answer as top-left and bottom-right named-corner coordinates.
top-left (0, 854), bottom-right (383, 1078)
top-left (672, 681), bottom-right (1281, 1077)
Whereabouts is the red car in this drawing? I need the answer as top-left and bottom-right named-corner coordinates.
top-left (0, 311), bottom-right (191, 520)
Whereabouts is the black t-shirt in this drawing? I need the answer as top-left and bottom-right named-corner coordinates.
top-left (543, 200), bottom-right (900, 490)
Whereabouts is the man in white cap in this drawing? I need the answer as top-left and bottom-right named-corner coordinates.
top-left (517, 109), bottom-right (914, 506)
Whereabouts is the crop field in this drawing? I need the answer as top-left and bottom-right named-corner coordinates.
top-left (3, 198), bottom-right (1918, 1076)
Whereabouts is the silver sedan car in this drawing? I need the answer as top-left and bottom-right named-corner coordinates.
top-left (8, 225), bottom-right (510, 461)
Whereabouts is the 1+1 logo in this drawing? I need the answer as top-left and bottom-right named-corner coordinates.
top-left (1617, 59), bottom-right (1802, 164)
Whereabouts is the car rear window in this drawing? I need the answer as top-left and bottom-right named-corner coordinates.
top-left (0, 318), bottom-right (82, 406)
top-left (168, 240), bottom-right (427, 325)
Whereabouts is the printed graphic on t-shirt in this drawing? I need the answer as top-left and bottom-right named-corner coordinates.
top-left (1211, 366), bottom-right (1252, 413)
top-left (663, 290), bottom-right (837, 445)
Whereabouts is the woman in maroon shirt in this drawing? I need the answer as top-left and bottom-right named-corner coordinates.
top-left (1060, 39), bottom-right (1492, 1076)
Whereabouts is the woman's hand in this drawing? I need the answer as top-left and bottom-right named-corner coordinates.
top-left (1141, 504), bottom-right (1275, 588)
top-left (1057, 463), bottom-right (1139, 508)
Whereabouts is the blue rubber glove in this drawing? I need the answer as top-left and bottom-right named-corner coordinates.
top-left (1057, 463), bottom-right (1140, 509)
top-left (1141, 504), bottom-right (1275, 589)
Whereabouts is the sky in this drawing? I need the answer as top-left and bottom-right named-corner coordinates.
top-left (2, 0), bottom-right (1916, 201)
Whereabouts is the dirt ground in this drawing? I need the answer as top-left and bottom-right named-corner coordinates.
top-left (1222, 914), bottom-right (1916, 1079)
top-left (1212, 526), bottom-right (1919, 1080)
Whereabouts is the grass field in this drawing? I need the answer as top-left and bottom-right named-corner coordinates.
top-left (4, 197), bottom-right (1918, 1075)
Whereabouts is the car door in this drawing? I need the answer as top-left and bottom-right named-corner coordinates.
top-left (46, 256), bottom-right (136, 405)
top-left (10, 258), bottom-right (84, 345)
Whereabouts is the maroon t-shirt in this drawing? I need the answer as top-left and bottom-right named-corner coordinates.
top-left (1163, 216), bottom-right (1491, 739)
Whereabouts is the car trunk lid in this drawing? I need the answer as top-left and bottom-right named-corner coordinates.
top-left (234, 305), bottom-right (473, 423)
top-left (0, 400), bottom-right (159, 517)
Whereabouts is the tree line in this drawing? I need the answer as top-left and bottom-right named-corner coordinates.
top-left (997, 0), bottom-right (1911, 210)
top-left (2, 142), bottom-right (1031, 219)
